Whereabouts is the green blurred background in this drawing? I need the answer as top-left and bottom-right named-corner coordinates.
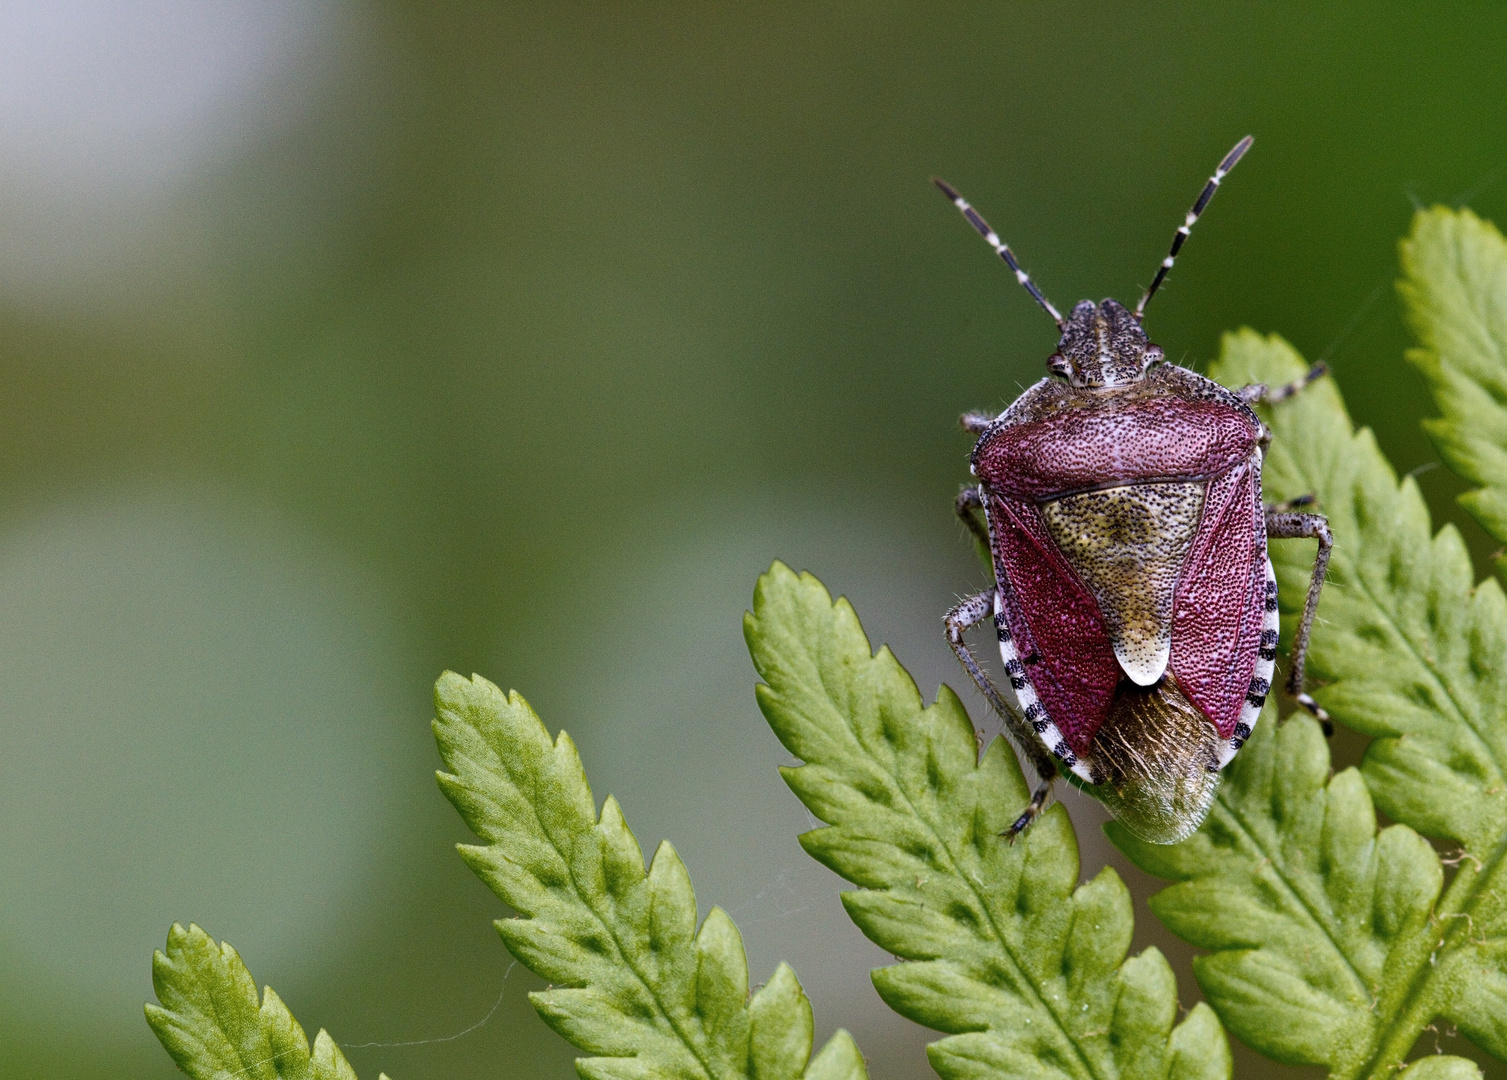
top-left (2, 3), bottom-right (1506, 1077)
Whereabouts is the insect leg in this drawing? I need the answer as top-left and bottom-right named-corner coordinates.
top-left (1006, 782), bottom-right (1055, 842)
top-left (944, 590), bottom-right (1057, 840)
top-left (955, 486), bottom-right (990, 550)
top-left (1237, 363), bottom-right (1328, 405)
top-left (960, 411), bottom-right (994, 433)
top-left (1264, 508), bottom-right (1336, 736)
top-left (945, 591), bottom-right (1014, 721)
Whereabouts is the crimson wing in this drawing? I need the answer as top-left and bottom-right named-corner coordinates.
top-left (1169, 458), bottom-right (1268, 738)
top-left (989, 494), bottom-right (1122, 756)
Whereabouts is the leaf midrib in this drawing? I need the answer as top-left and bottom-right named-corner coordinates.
top-left (787, 651), bottom-right (1105, 1080)
top-left (1362, 212), bottom-right (1507, 1078)
top-left (203, 953), bottom-right (274, 1080)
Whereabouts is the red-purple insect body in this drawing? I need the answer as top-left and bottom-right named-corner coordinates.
top-left (939, 139), bottom-right (1333, 843)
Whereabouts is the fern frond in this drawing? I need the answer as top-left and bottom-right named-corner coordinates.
top-left (745, 563), bottom-right (1231, 1080)
top-left (432, 671), bottom-right (867, 1080)
top-left (1398, 205), bottom-right (1507, 545)
top-left (1109, 331), bottom-right (1507, 1080)
top-left (1111, 708), bottom-right (1446, 1077)
top-left (145, 922), bottom-right (380, 1080)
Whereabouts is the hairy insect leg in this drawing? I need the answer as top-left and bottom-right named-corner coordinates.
top-left (944, 592), bottom-right (1016, 730)
top-left (1237, 363), bottom-right (1328, 405)
top-left (1006, 782), bottom-right (1054, 841)
top-left (955, 486), bottom-right (990, 550)
top-left (944, 589), bottom-right (1057, 840)
top-left (1264, 508), bottom-right (1336, 736)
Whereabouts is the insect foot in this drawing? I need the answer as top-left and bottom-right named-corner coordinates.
top-left (937, 136), bottom-right (1334, 843)
top-left (1004, 780), bottom-right (1054, 844)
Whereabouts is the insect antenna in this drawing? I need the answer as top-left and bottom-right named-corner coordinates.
top-left (1133, 135), bottom-right (1254, 321)
top-left (933, 177), bottom-right (1064, 327)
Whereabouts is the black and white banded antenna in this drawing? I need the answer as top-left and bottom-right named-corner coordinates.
top-left (933, 177), bottom-right (1064, 327)
top-left (1133, 135), bottom-right (1254, 321)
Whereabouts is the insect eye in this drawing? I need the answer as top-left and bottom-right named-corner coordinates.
top-left (1046, 352), bottom-right (1071, 377)
top-left (1144, 345), bottom-right (1165, 366)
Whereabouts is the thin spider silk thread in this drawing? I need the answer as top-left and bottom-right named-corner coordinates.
top-left (204, 961), bottom-right (518, 1080)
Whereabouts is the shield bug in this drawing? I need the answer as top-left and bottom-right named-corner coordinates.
top-left (937, 137), bottom-right (1333, 844)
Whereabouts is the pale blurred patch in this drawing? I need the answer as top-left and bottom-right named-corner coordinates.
top-left (0, 482), bottom-right (412, 1044)
top-left (0, 0), bottom-right (343, 290)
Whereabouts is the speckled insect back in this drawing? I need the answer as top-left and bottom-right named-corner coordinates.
top-left (938, 138), bottom-right (1334, 844)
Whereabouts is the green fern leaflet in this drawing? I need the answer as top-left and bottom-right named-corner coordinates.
top-left (146, 922), bottom-right (382, 1080)
top-left (745, 562), bottom-right (1231, 1080)
top-left (1399, 206), bottom-right (1507, 548)
top-left (432, 671), bottom-right (868, 1080)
